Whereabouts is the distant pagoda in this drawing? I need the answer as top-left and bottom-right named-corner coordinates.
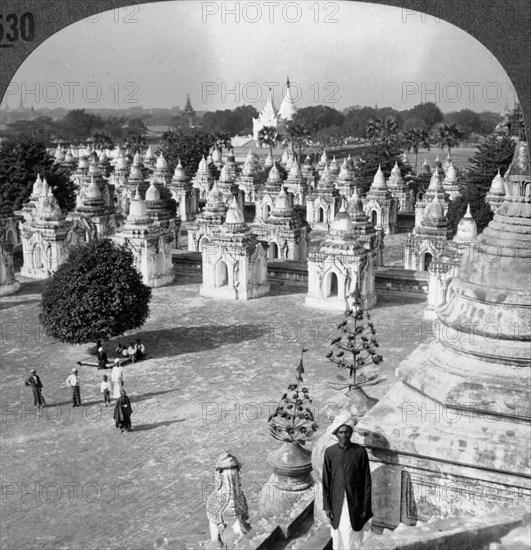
top-left (183, 94), bottom-right (196, 127)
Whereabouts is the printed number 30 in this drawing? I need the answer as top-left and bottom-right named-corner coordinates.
top-left (0, 13), bottom-right (35, 42)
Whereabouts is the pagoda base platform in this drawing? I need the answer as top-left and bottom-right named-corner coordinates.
top-left (147, 272), bottom-right (175, 288)
top-left (0, 280), bottom-right (20, 296)
top-left (200, 282), bottom-right (270, 301)
top-left (356, 382), bottom-right (531, 530)
top-left (305, 293), bottom-right (376, 311)
top-left (20, 267), bottom-right (49, 279)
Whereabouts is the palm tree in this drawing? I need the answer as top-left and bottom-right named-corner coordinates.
top-left (365, 116), bottom-right (399, 146)
top-left (403, 128), bottom-right (431, 172)
top-left (283, 122), bottom-right (311, 161)
top-left (92, 132), bottom-right (114, 152)
top-left (124, 134), bottom-right (146, 154)
top-left (437, 123), bottom-right (464, 156)
top-left (257, 126), bottom-right (283, 159)
top-left (210, 131), bottom-right (232, 155)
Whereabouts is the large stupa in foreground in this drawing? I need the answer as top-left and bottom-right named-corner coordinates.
top-left (357, 140), bottom-right (531, 529)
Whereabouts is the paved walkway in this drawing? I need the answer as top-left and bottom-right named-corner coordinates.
top-left (0, 273), bottom-right (427, 549)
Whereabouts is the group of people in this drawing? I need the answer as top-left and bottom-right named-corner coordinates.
top-left (114, 339), bottom-right (145, 364)
top-left (64, 364), bottom-right (133, 432)
top-left (24, 342), bottom-right (138, 433)
top-left (94, 339), bottom-right (146, 370)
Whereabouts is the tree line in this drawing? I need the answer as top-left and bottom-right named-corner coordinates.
top-left (4, 102), bottom-right (505, 148)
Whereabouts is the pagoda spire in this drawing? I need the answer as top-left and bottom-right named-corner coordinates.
top-left (278, 76), bottom-right (297, 121)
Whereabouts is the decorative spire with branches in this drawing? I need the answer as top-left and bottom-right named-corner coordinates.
top-left (326, 290), bottom-right (384, 392)
top-left (268, 349), bottom-right (318, 445)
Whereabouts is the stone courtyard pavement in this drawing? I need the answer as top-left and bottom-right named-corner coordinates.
top-left (0, 273), bottom-right (428, 550)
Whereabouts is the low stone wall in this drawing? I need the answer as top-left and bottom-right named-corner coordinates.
top-left (267, 261), bottom-right (308, 285)
top-left (172, 252), bottom-right (308, 285)
top-left (375, 269), bottom-right (428, 296)
top-left (172, 254), bottom-right (429, 298)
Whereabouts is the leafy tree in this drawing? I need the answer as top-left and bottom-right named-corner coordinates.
top-left (200, 106), bottom-right (258, 135)
top-left (465, 135), bottom-right (515, 195)
top-left (124, 117), bottom-right (147, 136)
top-left (315, 125), bottom-right (345, 147)
top-left (342, 106), bottom-right (378, 138)
top-left (257, 126), bottom-right (283, 159)
top-left (445, 135), bottom-right (515, 236)
top-left (436, 123), bottom-right (464, 156)
top-left (403, 128), bottom-right (431, 172)
top-left (293, 105), bottom-right (345, 134)
top-left (231, 105), bottom-right (259, 135)
top-left (158, 185), bottom-right (177, 217)
top-left (401, 115), bottom-right (429, 131)
top-left (158, 130), bottom-right (215, 179)
top-left (92, 131), bottom-right (115, 151)
top-left (446, 191), bottom-right (493, 240)
top-left (407, 102), bottom-right (444, 130)
top-left (0, 136), bottom-right (75, 213)
top-left (58, 109), bottom-right (105, 141)
top-left (443, 110), bottom-right (482, 138)
top-left (40, 239), bottom-right (152, 345)
top-left (102, 116), bottom-right (127, 140)
top-left (477, 111), bottom-right (503, 136)
top-left (7, 116), bottom-right (58, 141)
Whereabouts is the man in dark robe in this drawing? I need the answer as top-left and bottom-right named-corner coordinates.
top-left (113, 389), bottom-right (133, 432)
top-left (322, 422), bottom-right (372, 549)
top-left (25, 369), bottom-right (45, 407)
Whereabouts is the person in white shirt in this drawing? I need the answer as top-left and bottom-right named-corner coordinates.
top-left (66, 368), bottom-right (81, 407)
top-left (111, 359), bottom-right (124, 400)
top-left (100, 375), bottom-right (112, 407)
top-left (127, 342), bottom-right (137, 363)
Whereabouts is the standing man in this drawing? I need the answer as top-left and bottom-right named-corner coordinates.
top-left (111, 359), bottom-right (124, 400)
top-left (322, 421), bottom-right (372, 550)
top-left (25, 369), bottom-right (45, 408)
top-left (66, 368), bottom-right (82, 407)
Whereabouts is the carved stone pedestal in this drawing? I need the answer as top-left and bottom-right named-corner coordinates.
top-left (259, 442), bottom-right (314, 519)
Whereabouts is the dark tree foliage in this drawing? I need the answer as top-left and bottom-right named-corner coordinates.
top-left (446, 135), bottom-right (515, 237)
top-left (57, 109), bottom-right (107, 141)
top-left (158, 130), bottom-right (216, 179)
top-left (446, 191), bottom-right (493, 240)
top-left (293, 105), bottom-right (345, 134)
top-left (406, 102), bottom-right (444, 130)
top-left (465, 135), bottom-right (515, 195)
top-left (158, 185), bottom-right (177, 217)
top-left (201, 105), bottom-right (259, 135)
top-left (40, 239), bottom-right (152, 345)
top-left (0, 136), bottom-right (76, 213)
top-left (92, 131), bottom-right (115, 150)
top-left (354, 142), bottom-right (410, 194)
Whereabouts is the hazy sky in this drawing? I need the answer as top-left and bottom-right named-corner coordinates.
top-left (3, 1), bottom-right (516, 113)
